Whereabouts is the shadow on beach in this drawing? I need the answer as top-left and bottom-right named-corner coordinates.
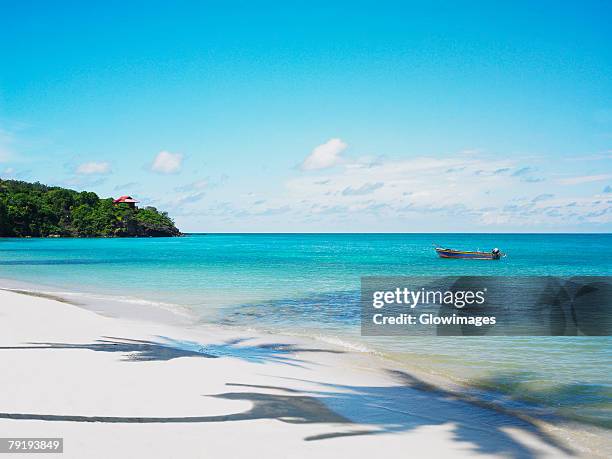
top-left (0, 335), bottom-right (344, 366)
top-left (0, 331), bottom-right (583, 459)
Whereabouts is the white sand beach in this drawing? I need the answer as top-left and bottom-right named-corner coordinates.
top-left (0, 288), bottom-right (604, 459)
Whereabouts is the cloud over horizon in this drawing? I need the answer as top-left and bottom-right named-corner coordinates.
top-left (285, 153), bottom-right (611, 227)
top-left (112, 146), bottom-right (612, 232)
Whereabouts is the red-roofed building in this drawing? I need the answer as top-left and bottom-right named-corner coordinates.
top-left (113, 195), bottom-right (139, 209)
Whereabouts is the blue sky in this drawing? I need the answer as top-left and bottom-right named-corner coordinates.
top-left (1, 1), bottom-right (611, 232)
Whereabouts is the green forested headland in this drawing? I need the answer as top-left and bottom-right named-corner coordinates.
top-left (0, 179), bottom-right (180, 237)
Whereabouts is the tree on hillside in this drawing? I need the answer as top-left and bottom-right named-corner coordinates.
top-left (0, 179), bottom-right (181, 237)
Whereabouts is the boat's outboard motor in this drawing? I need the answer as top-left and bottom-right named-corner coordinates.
top-left (492, 248), bottom-right (501, 259)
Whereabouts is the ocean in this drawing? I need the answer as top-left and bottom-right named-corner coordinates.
top-left (1, 233), bottom-right (610, 428)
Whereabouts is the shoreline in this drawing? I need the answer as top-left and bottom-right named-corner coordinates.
top-left (0, 281), bottom-right (608, 457)
top-left (2, 277), bottom-right (611, 413)
top-left (0, 277), bottom-right (196, 326)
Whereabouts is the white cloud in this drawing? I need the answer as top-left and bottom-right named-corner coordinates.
top-left (300, 138), bottom-right (347, 171)
top-left (284, 154), bottom-right (612, 227)
top-left (151, 150), bottom-right (183, 174)
top-left (557, 174), bottom-right (612, 185)
top-left (76, 161), bottom-right (111, 175)
top-left (136, 145), bottom-right (611, 230)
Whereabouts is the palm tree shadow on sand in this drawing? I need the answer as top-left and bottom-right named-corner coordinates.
top-left (0, 352), bottom-right (580, 459)
top-left (207, 372), bottom-right (580, 459)
top-left (0, 335), bottom-right (344, 367)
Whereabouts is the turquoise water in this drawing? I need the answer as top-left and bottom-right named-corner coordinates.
top-left (1, 233), bottom-right (611, 426)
